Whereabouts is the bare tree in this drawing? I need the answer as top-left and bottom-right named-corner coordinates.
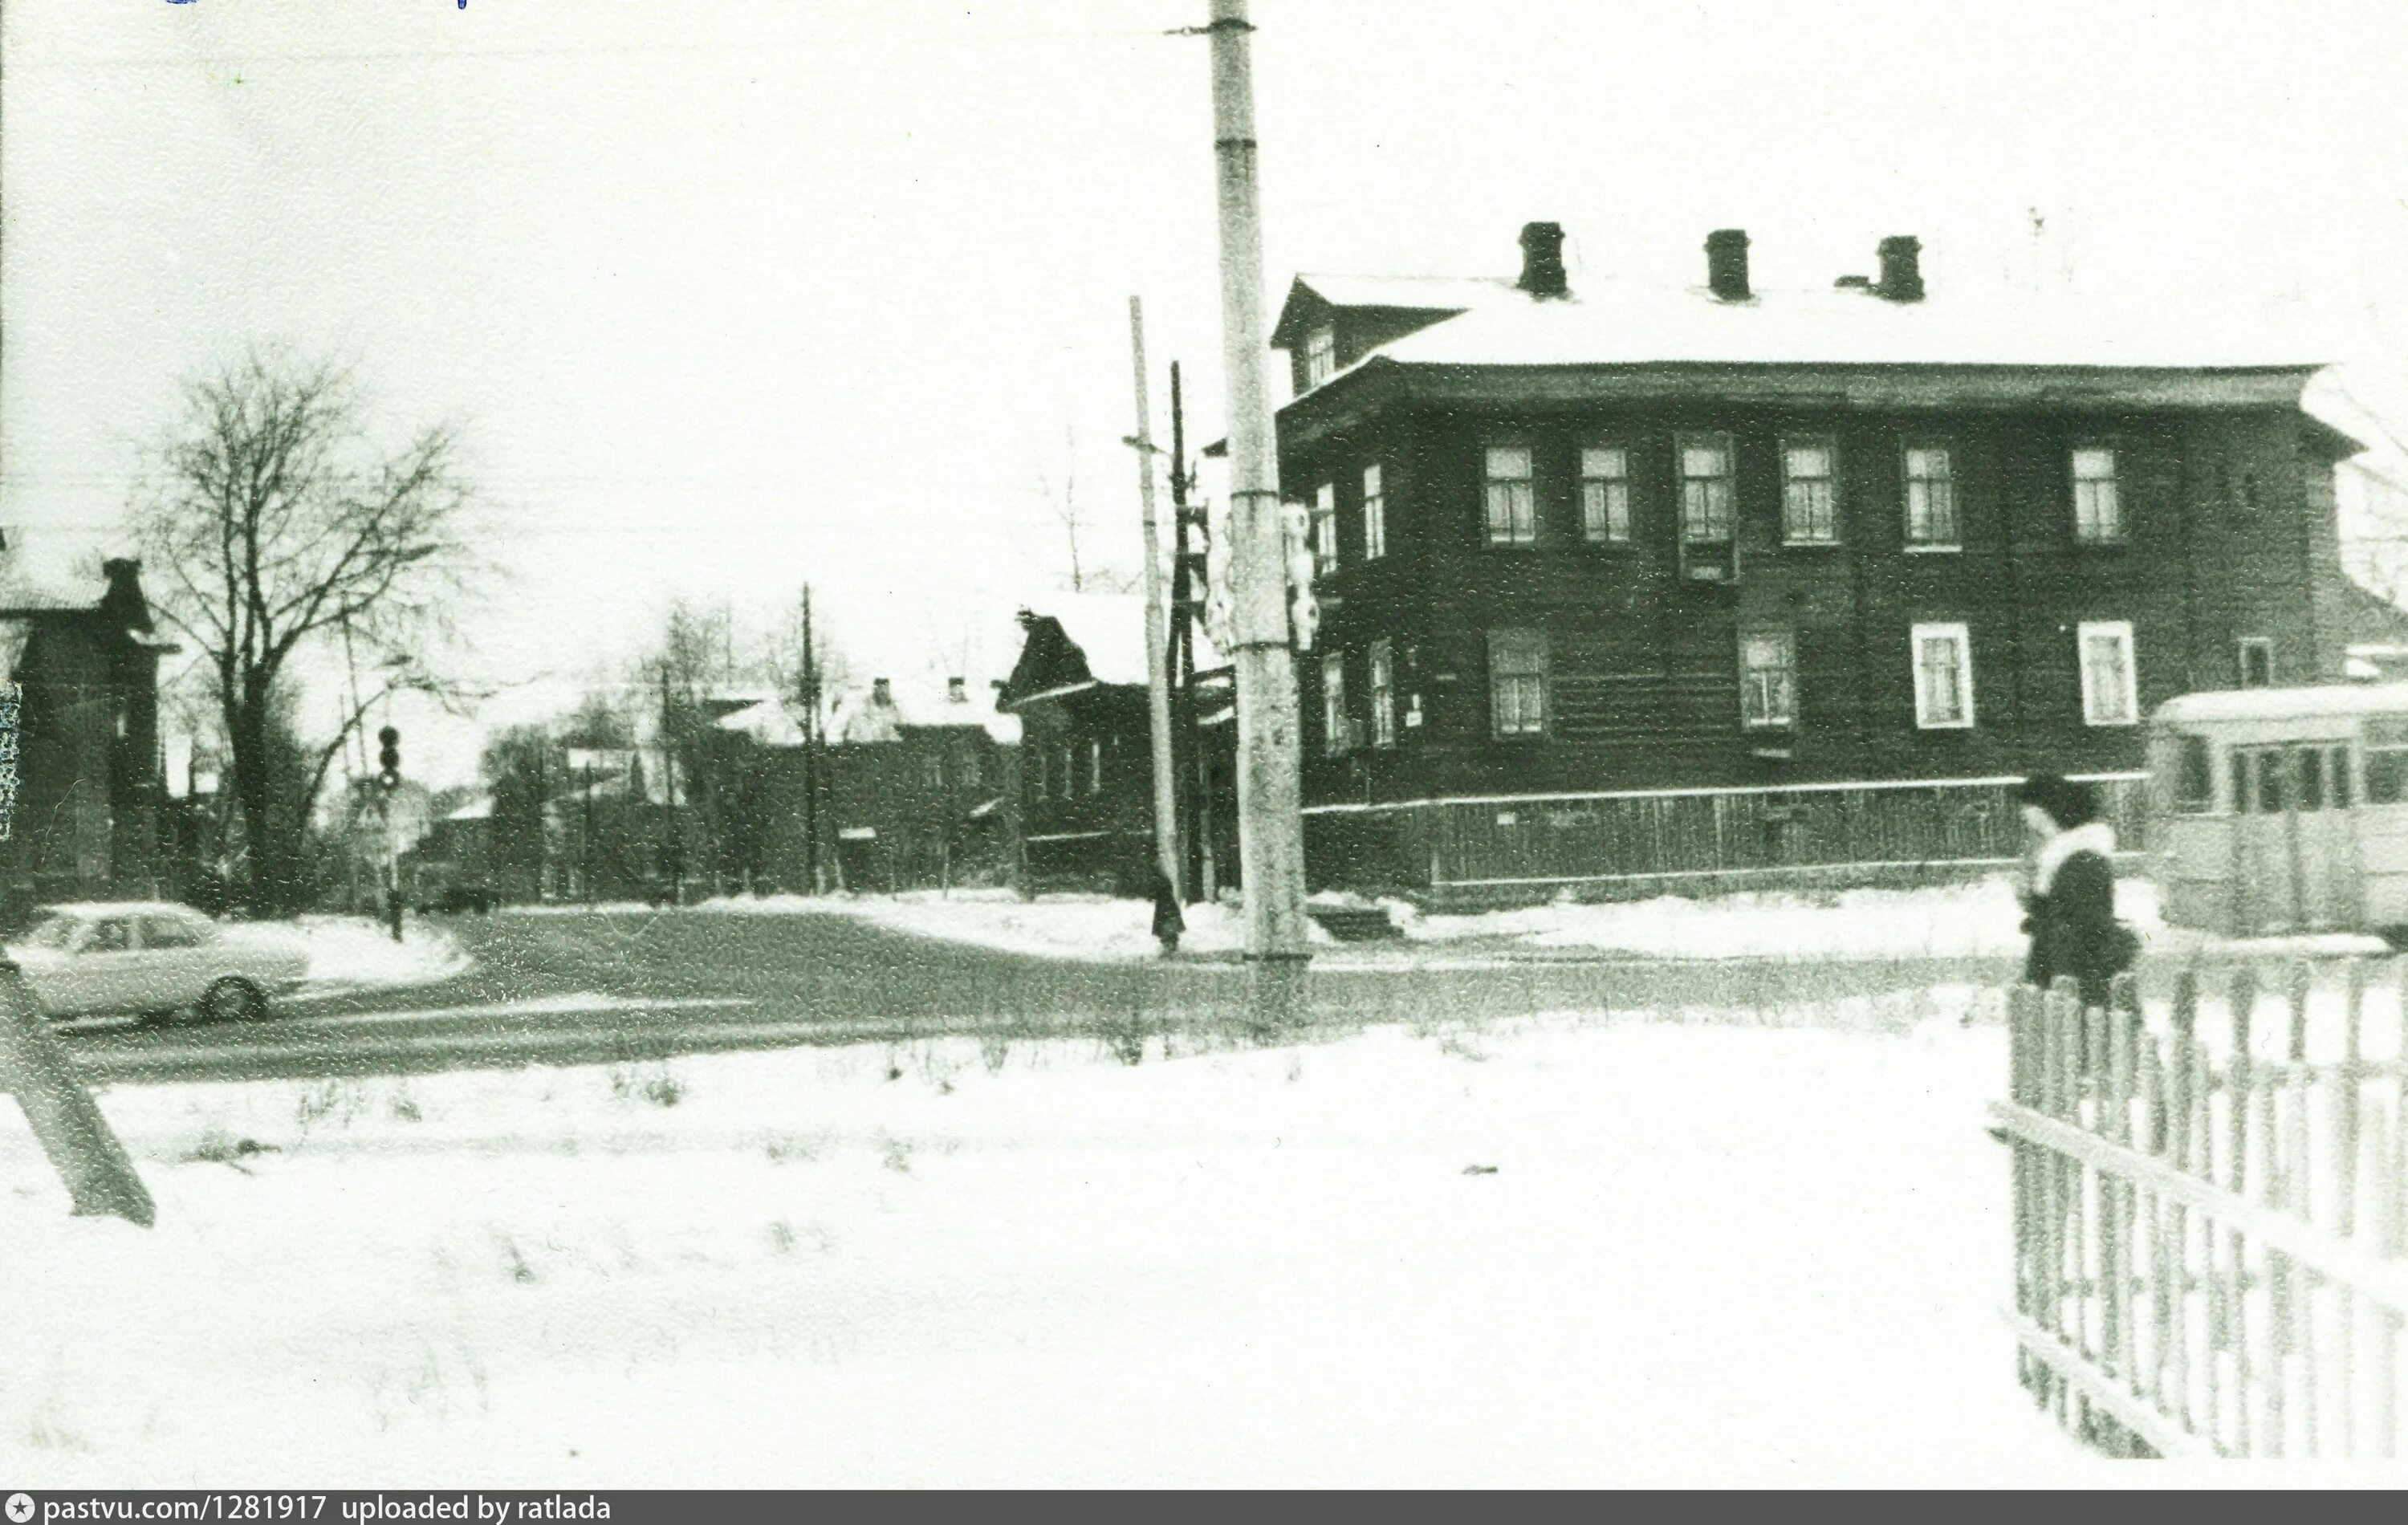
top-left (1031, 424), bottom-right (1138, 596)
top-left (131, 349), bottom-right (487, 913)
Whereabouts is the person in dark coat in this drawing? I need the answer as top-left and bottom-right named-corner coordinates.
top-left (1149, 865), bottom-right (1185, 957)
top-left (2016, 772), bottom-right (2136, 1009)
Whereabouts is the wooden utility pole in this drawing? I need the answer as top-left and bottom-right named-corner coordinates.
top-left (801, 585), bottom-right (823, 893)
top-left (1169, 362), bottom-right (1214, 902)
top-left (1127, 296), bottom-right (1182, 897)
top-left (1202, 0), bottom-right (1310, 1008)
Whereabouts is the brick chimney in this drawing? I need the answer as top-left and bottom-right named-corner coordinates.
top-left (1706, 230), bottom-right (1751, 302)
top-left (1876, 236), bottom-right (1924, 303)
top-left (1516, 221), bottom-right (1568, 299)
top-left (99, 557), bottom-right (154, 633)
top-left (946, 676), bottom-right (967, 704)
top-left (871, 677), bottom-right (893, 706)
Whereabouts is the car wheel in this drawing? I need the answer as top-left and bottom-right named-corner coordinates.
top-left (202, 978), bottom-right (267, 1023)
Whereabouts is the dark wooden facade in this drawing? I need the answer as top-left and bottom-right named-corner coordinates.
top-left (1271, 232), bottom-right (2372, 897)
top-left (0, 558), bottom-right (171, 918)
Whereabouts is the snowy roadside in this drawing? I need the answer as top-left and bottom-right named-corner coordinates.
top-left (0, 1009), bottom-right (2097, 1485)
top-left (224, 915), bottom-right (474, 997)
top-left (570, 874), bottom-right (2398, 970)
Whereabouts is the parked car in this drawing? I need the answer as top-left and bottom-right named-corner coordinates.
top-left (3, 901), bottom-right (311, 1023)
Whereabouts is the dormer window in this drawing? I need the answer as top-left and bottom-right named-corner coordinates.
top-left (1304, 326), bottom-right (1337, 388)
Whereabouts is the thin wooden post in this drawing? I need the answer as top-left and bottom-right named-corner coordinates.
top-left (2335, 959), bottom-right (2367, 1459)
top-left (2260, 1077), bottom-right (2287, 1457)
top-left (2166, 972), bottom-right (2199, 1432)
top-left (2370, 1104), bottom-right (2400, 1459)
top-left (2058, 977), bottom-right (2093, 1437)
top-left (2227, 965), bottom-right (2258, 1455)
top-left (2142, 1037), bottom-right (2173, 1413)
top-left (2011, 984), bottom-right (2041, 1397)
top-left (2105, 996), bottom-right (2138, 1397)
top-left (0, 962), bottom-right (156, 1226)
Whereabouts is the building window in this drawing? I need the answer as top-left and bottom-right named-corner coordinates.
top-left (1321, 651), bottom-right (1349, 756)
top-left (1483, 445), bottom-right (1537, 547)
top-left (1088, 739), bottom-right (1103, 795)
top-left (1311, 482), bottom-right (1338, 579)
top-left (2072, 446), bottom-right (2124, 543)
top-left (2238, 636), bottom-right (2274, 689)
top-left (1780, 441), bottom-right (1838, 544)
top-left (1678, 436), bottom-right (1735, 545)
top-left (1304, 325), bottom-right (1336, 388)
top-left (1488, 628), bottom-right (1548, 738)
top-left (2078, 620), bottom-right (2139, 726)
top-left (1580, 445), bottom-right (1632, 543)
top-left (1362, 463), bottom-right (1387, 561)
top-left (1059, 744), bottom-right (1075, 800)
top-left (1904, 445), bottom-right (1959, 548)
top-left (1911, 622), bottom-right (1975, 730)
top-left (1740, 630), bottom-right (1797, 729)
top-left (1031, 748), bottom-right (1048, 801)
top-left (2174, 735), bottom-right (2214, 814)
top-left (1369, 639), bottom-right (1397, 748)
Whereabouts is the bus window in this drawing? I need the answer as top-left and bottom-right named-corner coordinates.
top-left (2369, 748), bottom-right (2408, 806)
top-left (2258, 750), bottom-right (2288, 814)
top-left (2329, 746), bottom-right (2353, 809)
top-left (2175, 736), bottom-right (2214, 813)
top-left (2299, 748), bottom-right (2326, 811)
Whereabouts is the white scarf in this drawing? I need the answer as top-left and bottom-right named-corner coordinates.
top-left (2032, 820), bottom-right (2117, 896)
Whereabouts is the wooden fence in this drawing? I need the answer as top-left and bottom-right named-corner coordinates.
top-left (1995, 966), bottom-right (2408, 1458)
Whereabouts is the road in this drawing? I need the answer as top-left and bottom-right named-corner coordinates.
top-left (51, 907), bottom-right (2025, 1087)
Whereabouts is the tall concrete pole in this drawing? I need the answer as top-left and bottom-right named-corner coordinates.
top-left (1204, 0), bottom-right (1310, 991)
top-left (1128, 296), bottom-right (1182, 899)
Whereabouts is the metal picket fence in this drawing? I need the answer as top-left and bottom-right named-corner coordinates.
top-left (1994, 964), bottom-right (2408, 1458)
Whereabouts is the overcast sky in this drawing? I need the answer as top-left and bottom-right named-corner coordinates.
top-left (7, 0), bottom-right (2408, 787)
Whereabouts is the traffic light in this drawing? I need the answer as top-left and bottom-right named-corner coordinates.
top-left (376, 726), bottom-right (401, 791)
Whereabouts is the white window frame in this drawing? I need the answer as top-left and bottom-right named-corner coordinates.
top-left (1488, 628), bottom-right (1548, 738)
top-left (1304, 325), bottom-right (1337, 388)
top-left (2076, 620), bottom-right (2139, 727)
top-left (1369, 639), bottom-right (1397, 748)
top-left (1677, 434), bottom-right (1735, 546)
top-left (2238, 636), bottom-right (2275, 689)
top-left (1580, 444), bottom-right (1633, 544)
top-left (2072, 445), bottom-right (2125, 544)
top-left (1910, 621), bottom-right (1976, 730)
top-left (1902, 443), bottom-right (1959, 551)
top-left (1483, 444), bottom-right (1538, 547)
top-left (1739, 630), bottom-right (1798, 730)
top-left (1309, 481), bottom-right (1339, 580)
top-left (1362, 462), bottom-right (1387, 561)
top-left (1780, 437), bottom-right (1840, 545)
top-left (1087, 738), bottom-right (1103, 796)
top-left (1321, 651), bottom-right (1349, 756)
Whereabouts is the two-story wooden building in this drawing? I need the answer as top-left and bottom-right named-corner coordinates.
top-left (999, 596), bottom-right (1235, 894)
top-left (1271, 222), bottom-right (2379, 900)
top-left (0, 557), bottom-right (174, 917)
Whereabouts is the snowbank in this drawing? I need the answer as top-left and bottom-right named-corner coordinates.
top-left (227, 916), bottom-right (474, 995)
top-left (0, 1010), bottom-right (2094, 1485)
top-left (612, 873), bottom-right (2397, 970)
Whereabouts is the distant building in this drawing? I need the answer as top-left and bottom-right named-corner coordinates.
top-left (0, 557), bottom-right (174, 917)
top-left (709, 673), bottom-right (1019, 893)
top-left (998, 595), bottom-right (1233, 895)
top-left (1270, 221), bottom-right (2391, 898)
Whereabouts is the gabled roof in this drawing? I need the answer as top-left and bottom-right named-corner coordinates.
top-left (1268, 272), bottom-right (1523, 348)
top-left (998, 593), bottom-right (1223, 710)
top-left (826, 677), bottom-right (1019, 746)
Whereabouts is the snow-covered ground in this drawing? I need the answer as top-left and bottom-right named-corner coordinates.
top-left (246, 915), bottom-right (474, 995)
top-left (0, 1010), bottom-right (2101, 1486)
top-left (600, 873), bottom-right (2398, 969)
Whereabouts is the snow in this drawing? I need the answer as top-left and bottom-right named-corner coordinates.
top-left (641, 873), bottom-right (2397, 969)
top-left (677, 887), bottom-right (1330, 959)
top-left (1371, 279), bottom-right (2329, 373)
top-left (239, 915), bottom-right (474, 995)
top-left (0, 1008), bottom-right (2101, 1485)
top-left (2153, 681), bottom-right (2408, 725)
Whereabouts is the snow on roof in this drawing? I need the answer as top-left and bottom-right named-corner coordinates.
top-left (825, 677), bottom-right (1019, 746)
top-left (1333, 279), bottom-right (2330, 375)
top-left (2154, 683), bottom-right (2408, 726)
top-left (714, 698), bottom-right (808, 746)
top-left (1291, 272), bottom-right (1524, 314)
top-left (1032, 592), bottom-right (1225, 690)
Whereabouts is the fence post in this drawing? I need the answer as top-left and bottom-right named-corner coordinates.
top-left (0, 960), bottom-right (155, 1226)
